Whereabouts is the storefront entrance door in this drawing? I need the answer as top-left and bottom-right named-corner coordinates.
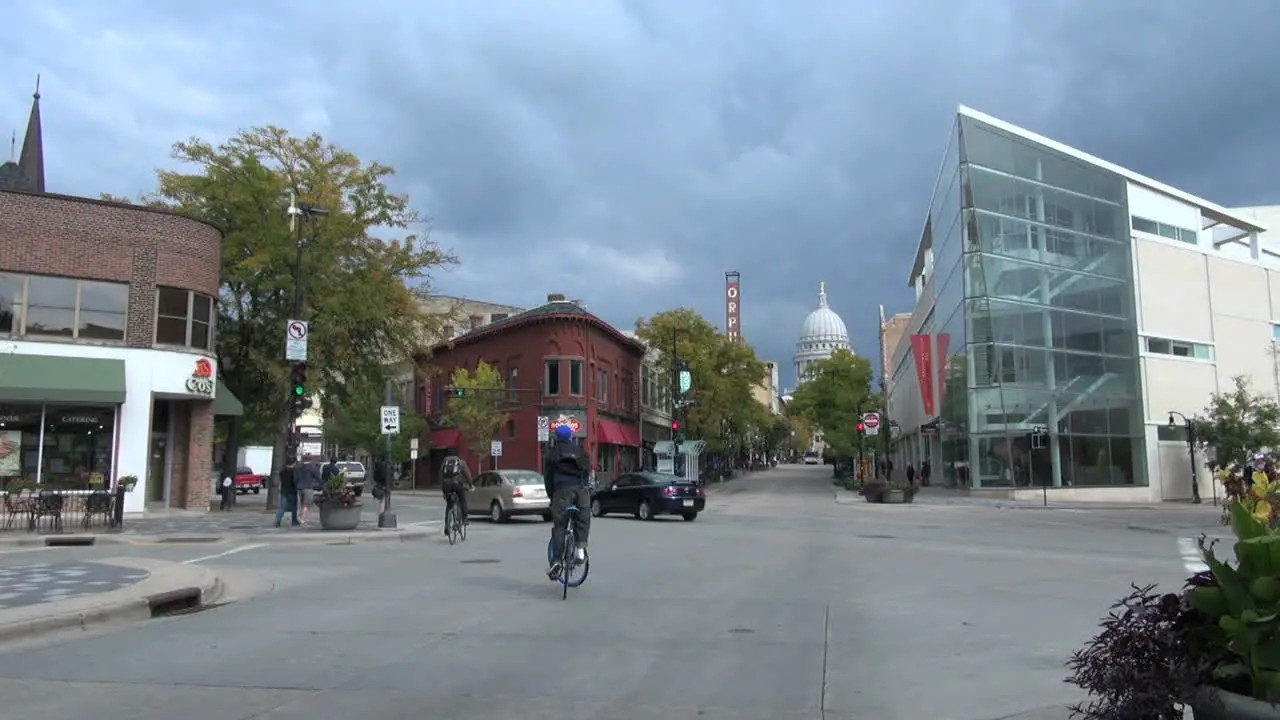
top-left (147, 435), bottom-right (167, 503)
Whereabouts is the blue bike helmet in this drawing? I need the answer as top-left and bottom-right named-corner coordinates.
top-left (555, 425), bottom-right (573, 440)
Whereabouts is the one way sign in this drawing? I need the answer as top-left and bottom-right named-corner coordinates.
top-left (380, 406), bottom-right (400, 435)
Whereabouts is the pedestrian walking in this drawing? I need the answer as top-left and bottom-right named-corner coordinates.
top-left (295, 454), bottom-right (320, 525)
top-left (921, 459), bottom-right (932, 487)
top-left (274, 459), bottom-right (300, 528)
top-left (906, 462), bottom-right (916, 487)
top-left (218, 473), bottom-right (233, 511)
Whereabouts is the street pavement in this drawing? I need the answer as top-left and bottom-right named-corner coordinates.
top-left (0, 465), bottom-right (1215, 719)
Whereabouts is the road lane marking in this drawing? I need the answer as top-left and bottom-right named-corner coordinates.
top-left (1178, 537), bottom-right (1209, 574)
top-left (182, 543), bottom-right (267, 565)
top-left (0, 546), bottom-right (54, 556)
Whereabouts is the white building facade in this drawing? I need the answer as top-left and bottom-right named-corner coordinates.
top-left (886, 105), bottom-right (1274, 503)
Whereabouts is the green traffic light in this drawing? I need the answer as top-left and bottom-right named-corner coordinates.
top-left (294, 385), bottom-right (304, 396)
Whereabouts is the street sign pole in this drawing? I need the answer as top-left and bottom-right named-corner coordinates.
top-left (379, 384), bottom-right (398, 529)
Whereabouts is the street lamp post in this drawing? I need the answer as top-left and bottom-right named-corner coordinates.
top-left (1167, 411), bottom-right (1202, 504)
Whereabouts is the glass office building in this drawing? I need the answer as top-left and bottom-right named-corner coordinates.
top-left (911, 110), bottom-right (1146, 489)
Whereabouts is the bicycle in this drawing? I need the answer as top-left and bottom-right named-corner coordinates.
top-left (546, 504), bottom-right (589, 599)
top-left (445, 492), bottom-right (466, 545)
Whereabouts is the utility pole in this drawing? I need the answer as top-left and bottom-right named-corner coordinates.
top-left (378, 379), bottom-right (397, 528)
top-left (284, 193), bottom-right (327, 464)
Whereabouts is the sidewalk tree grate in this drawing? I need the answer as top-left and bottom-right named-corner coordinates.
top-left (460, 559), bottom-right (501, 564)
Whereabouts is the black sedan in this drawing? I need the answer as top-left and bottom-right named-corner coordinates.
top-left (590, 472), bottom-right (706, 522)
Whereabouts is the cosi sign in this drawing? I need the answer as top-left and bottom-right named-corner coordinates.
top-left (186, 358), bottom-right (215, 396)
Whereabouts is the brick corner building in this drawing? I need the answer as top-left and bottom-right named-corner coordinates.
top-left (412, 294), bottom-right (646, 487)
top-left (0, 85), bottom-right (242, 513)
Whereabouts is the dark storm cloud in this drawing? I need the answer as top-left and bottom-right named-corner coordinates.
top-left (5, 0), bottom-right (1280, 386)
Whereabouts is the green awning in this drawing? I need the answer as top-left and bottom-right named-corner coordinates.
top-left (213, 380), bottom-right (244, 417)
top-left (0, 354), bottom-right (126, 404)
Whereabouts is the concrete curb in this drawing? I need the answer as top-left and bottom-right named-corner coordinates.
top-left (0, 534), bottom-right (129, 548)
top-left (0, 556), bottom-right (221, 645)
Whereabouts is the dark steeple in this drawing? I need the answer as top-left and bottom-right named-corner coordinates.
top-left (17, 75), bottom-right (45, 192)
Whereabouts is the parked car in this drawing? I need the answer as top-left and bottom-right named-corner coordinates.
top-left (468, 469), bottom-right (552, 523)
top-left (233, 466), bottom-right (265, 494)
top-left (337, 461), bottom-right (366, 496)
top-left (591, 472), bottom-right (705, 522)
top-left (803, 453), bottom-right (820, 465)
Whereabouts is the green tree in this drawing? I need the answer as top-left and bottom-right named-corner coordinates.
top-left (322, 371), bottom-right (427, 464)
top-left (447, 363), bottom-right (511, 474)
top-left (1195, 375), bottom-right (1280, 474)
top-left (786, 414), bottom-right (814, 454)
top-left (132, 126), bottom-right (454, 508)
top-left (787, 349), bottom-right (874, 463)
top-left (635, 308), bottom-right (766, 454)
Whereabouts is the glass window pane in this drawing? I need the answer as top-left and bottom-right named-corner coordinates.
top-left (27, 276), bottom-right (76, 310)
top-left (0, 403), bottom-right (44, 484)
top-left (1146, 338), bottom-right (1170, 354)
top-left (0, 273), bottom-right (22, 334)
top-left (25, 307), bottom-right (74, 337)
top-left (1132, 217), bottom-right (1159, 234)
top-left (1179, 228), bottom-right (1199, 245)
top-left (156, 316), bottom-right (188, 345)
top-left (569, 360), bottom-right (583, 395)
top-left (191, 294), bottom-right (212, 323)
top-left (190, 320), bottom-right (210, 350)
top-left (78, 281), bottom-right (128, 315)
top-left (156, 287), bottom-right (189, 318)
top-left (41, 405), bottom-right (117, 486)
top-left (1158, 223), bottom-right (1180, 240)
top-left (78, 311), bottom-right (126, 341)
top-left (1194, 344), bottom-right (1213, 360)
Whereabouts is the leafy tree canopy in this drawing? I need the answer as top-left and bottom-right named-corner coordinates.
top-left (1194, 375), bottom-right (1280, 473)
top-left (322, 369), bottom-right (426, 464)
top-left (785, 413), bottom-right (814, 454)
top-left (635, 308), bottom-right (767, 454)
top-left (787, 348), bottom-right (874, 459)
top-left (131, 126), bottom-right (454, 457)
top-left (447, 363), bottom-right (511, 473)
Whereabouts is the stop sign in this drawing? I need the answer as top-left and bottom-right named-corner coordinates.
top-left (863, 413), bottom-right (880, 429)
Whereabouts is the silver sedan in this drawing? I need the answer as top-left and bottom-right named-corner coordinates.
top-left (468, 469), bottom-right (553, 522)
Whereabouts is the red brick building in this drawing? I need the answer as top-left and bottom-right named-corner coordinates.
top-left (413, 294), bottom-right (645, 485)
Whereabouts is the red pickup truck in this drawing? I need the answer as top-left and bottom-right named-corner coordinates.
top-left (234, 465), bottom-right (266, 494)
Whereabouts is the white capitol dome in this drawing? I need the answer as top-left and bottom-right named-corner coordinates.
top-left (793, 281), bottom-right (852, 385)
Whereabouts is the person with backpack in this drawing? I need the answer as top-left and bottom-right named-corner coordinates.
top-left (544, 424), bottom-right (591, 581)
top-left (439, 455), bottom-right (471, 535)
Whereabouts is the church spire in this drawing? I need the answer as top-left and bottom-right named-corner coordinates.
top-left (17, 75), bottom-right (45, 192)
top-left (817, 280), bottom-right (828, 309)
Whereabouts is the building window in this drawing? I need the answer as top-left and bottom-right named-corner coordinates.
top-left (597, 369), bottom-right (609, 403)
top-left (570, 360), bottom-right (584, 395)
top-left (1144, 336), bottom-right (1213, 360)
top-left (508, 366), bottom-right (518, 401)
top-left (544, 360), bottom-right (560, 395)
top-left (1272, 324), bottom-right (1280, 340)
top-left (0, 403), bottom-right (116, 486)
top-left (1132, 215), bottom-right (1198, 245)
top-left (641, 366), bottom-right (652, 409)
top-left (155, 287), bottom-right (215, 350)
top-left (0, 273), bottom-right (127, 342)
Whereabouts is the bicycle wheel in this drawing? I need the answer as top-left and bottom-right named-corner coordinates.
top-left (446, 507), bottom-right (459, 545)
top-left (561, 533), bottom-right (574, 600)
top-left (565, 544), bottom-right (590, 589)
top-left (458, 510), bottom-right (467, 542)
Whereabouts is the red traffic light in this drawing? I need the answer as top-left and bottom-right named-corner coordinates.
top-left (856, 423), bottom-right (864, 432)
top-left (671, 421), bottom-right (680, 431)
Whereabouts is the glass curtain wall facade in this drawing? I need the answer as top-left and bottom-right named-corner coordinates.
top-left (931, 115), bottom-right (1146, 489)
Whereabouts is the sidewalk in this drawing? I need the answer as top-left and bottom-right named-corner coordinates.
top-left (0, 502), bottom-right (436, 547)
top-left (0, 556), bottom-right (220, 644)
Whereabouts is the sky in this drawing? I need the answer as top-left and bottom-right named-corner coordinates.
top-left (4, 0), bottom-right (1280, 388)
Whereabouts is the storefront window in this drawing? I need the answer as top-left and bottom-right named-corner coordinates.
top-left (41, 406), bottom-right (116, 487)
top-left (0, 404), bottom-right (44, 485)
top-left (0, 273), bottom-right (127, 342)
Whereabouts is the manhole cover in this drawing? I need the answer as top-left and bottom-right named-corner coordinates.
top-left (157, 537), bottom-right (221, 544)
top-left (728, 627), bottom-right (755, 634)
top-left (855, 534), bottom-right (896, 540)
top-left (461, 559), bottom-right (501, 564)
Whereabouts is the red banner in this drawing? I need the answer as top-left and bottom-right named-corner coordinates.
top-left (911, 334), bottom-right (934, 417)
top-left (936, 333), bottom-right (951, 405)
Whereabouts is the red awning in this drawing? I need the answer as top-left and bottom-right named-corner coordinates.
top-left (596, 419), bottom-right (639, 447)
top-left (429, 429), bottom-right (461, 448)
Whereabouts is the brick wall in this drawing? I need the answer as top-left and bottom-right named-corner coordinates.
top-left (169, 405), bottom-right (190, 507)
top-left (0, 189), bottom-right (222, 349)
top-left (184, 402), bottom-right (214, 511)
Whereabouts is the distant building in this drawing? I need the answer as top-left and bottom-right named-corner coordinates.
top-left (622, 330), bottom-right (672, 471)
top-left (412, 293), bottom-right (646, 487)
top-left (793, 281), bottom-right (852, 385)
top-left (753, 361), bottom-right (781, 415)
top-left (878, 307), bottom-right (911, 387)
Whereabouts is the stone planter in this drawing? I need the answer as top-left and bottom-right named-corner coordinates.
top-left (318, 502), bottom-right (363, 531)
top-left (1193, 687), bottom-right (1280, 720)
top-left (883, 489), bottom-right (906, 504)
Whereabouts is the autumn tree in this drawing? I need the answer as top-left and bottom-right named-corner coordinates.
top-left (446, 363), bottom-right (511, 474)
top-left (133, 126), bottom-right (454, 509)
top-left (635, 308), bottom-right (766, 455)
top-left (786, 414), bottom-right (814, 455)
top-left (787, 349), bottom-right (874, 463)
top-left (1194, 375), bottom-right (1280, 475)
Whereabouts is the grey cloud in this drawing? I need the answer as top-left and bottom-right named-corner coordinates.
top-left (6, 0), bottom-right (1280, 386)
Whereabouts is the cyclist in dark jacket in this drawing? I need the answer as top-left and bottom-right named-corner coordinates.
top-left (544, 425), bottom-right (591, 580)
top-left (440, 455), bottom-right (471, 535)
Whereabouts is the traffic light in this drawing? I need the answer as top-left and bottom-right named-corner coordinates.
top-left (671, 420), bottom-right (680, 432)
top-left (290, 363), bottom-right (307, 417)
top-left (856, 422), bottom-right (865, 434)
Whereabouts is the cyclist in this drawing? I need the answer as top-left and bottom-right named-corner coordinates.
top-left (544, 424), bottom-right (591, 580)
top-left (440, 455), bottom-right (471, 535)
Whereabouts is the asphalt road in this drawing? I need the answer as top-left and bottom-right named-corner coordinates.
top-left (0, 465), bottom-right (1216, 719)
